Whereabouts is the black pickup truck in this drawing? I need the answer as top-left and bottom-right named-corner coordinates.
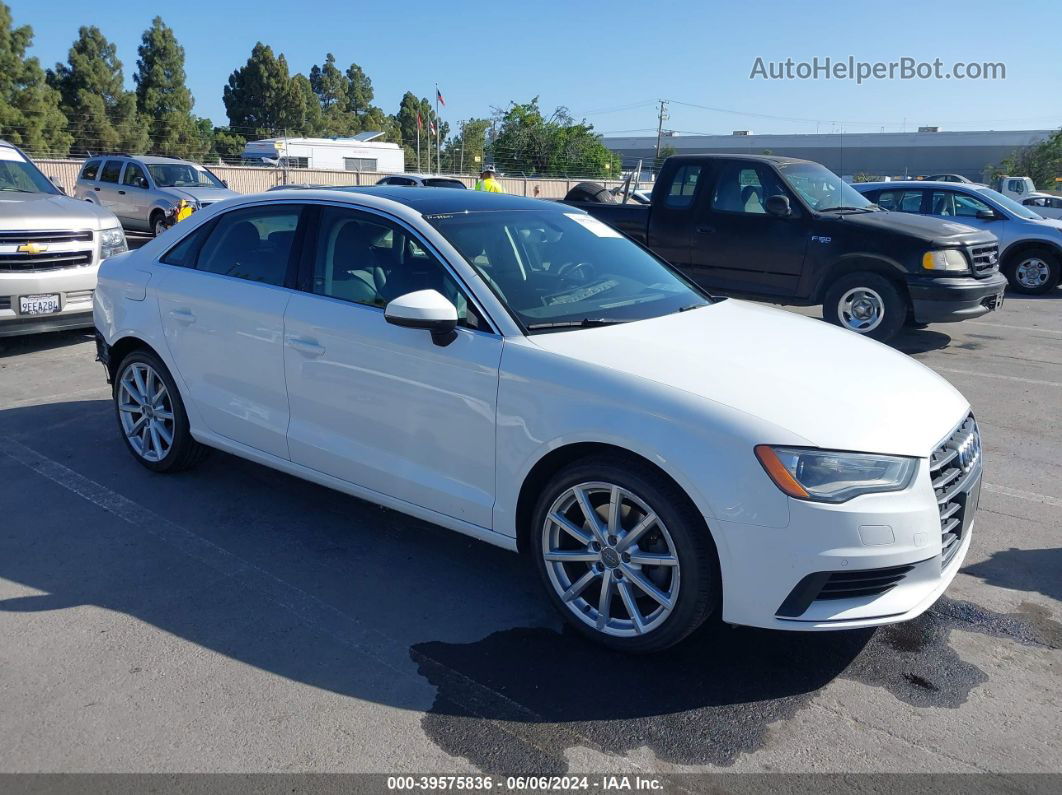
top-left (565, 154), bottom-right (1007, 341)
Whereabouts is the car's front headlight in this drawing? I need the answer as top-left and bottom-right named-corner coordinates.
top-left (922, 249), bottom-right (969, 273)
top-left (99, 226), bottom-right (128, 259)
top-left (755, 445), bottom-right (918, 503)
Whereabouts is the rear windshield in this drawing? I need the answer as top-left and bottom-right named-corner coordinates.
top-left (424, 178), bottom-right (467, 189)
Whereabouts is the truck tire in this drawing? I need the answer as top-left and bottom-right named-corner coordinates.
top-left (564, 182), bottom-right (615, 204)
top-left (823, 272), bottom-right (907, 342)
top-left (1004, 247), bottom-right (1061, 295)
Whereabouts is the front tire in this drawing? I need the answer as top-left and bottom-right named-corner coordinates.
top-left (151, 211), bottom-right (167, 238)
top-left (1004, 248), bottom-right (1061, 295)
top-left (530, 456), bottom-right (719, 653)
top-left (114, 350), bottom-right (207, 472)
top-left (823, 272), bottom-right (907, 342)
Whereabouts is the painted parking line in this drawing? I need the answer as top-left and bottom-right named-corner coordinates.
top-left (0, 385), bottom-right (111, 410)
top-left (983, 483), bottom-right (1062, 508)
top-left (933, 367), bottom-right (1062, 388)
top-left (964, 320), bottom-right (1062, 336)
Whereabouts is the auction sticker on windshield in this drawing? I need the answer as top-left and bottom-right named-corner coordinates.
top-left (0, 147), bottom-right (26, 162)
top-left (564, 212), bottom-right (623, 238)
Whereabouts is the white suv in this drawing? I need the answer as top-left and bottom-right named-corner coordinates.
top-left (93, 187), bottom-right (981, 652)
top-left (0, 140), bottom-right (126, 338)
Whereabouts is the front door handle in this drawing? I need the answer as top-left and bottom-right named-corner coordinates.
top-left (286, 335), bottom-right (325, 357)
top-left (118, 190), bottom-right (126, 195)
top-left (93, 186), bottom-right (100, 191)
top-left (168, 308), bottom-right (195, 325)
top-left (697, 225), bottom-right (715, 234)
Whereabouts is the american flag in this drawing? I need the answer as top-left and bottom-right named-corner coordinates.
top-left (416, 112), bottom-right (423, 130)
top-left (436, 88), bottom-right (446, 107)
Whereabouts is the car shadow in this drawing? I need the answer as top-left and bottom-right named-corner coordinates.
top-left (963, 547), bottom-right (1062, 602)
top-left (890, 327), bottom-right (952, 354)
top-left (0, 328), bottom-right (95, 358)
top-left (0, 399), bottom-right (1041, 770)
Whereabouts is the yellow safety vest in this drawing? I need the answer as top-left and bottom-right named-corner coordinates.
top-left (475, 177), bottom-right (503, 193)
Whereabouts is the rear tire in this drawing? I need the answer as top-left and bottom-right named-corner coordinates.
top-left (564, 181), bottom-right (615, 204)
top-left (1004, 248), bottom-right (1061, 295)
top-left (530, 455), bottom-right (719, 653)
top-left (823, 271), bottom-right (907, 342)
top-left (113, 349), bottom-right (208, 473)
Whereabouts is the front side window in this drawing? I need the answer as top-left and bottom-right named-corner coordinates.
top-left (194, 205), bottom-right (301, 286)
top-left (147, 163), bottom-right (225, 188)
top-left (930, 191), bottom-right (992, 218)
top-left (777, 162), bottom-right (874, 211)
top-left (430, 209), bottom-right (710, 331)
top-left (99, 160), bottom-right (123, 183)
top-left (122, 162), bottom-right (148, 188)
top-left (975, 187), bottom-right (1041, 219)
top-left (81, 160), bottom-right (100, 181)
top-left (664, 165), bottom-right (701, 208)
top-left (711, 163), bottom-right (790, 214)
top-left (874, 189), bottom-right (924, 213)
top-left (311, 206), bottom-right (479, 327)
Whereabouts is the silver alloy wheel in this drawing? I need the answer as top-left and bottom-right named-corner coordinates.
top-left (838, 286), bottom-right (885, 332)
top-left (541, 481), bottom-right (680, 638)
top-left (1015, 257), bottom-right (1050, 289)
top-left (153, 216), bottom-right (166, 237)
top-left (117, 362), bottom-right (175, 463)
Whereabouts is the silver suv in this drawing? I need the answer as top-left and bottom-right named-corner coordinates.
top-left (74, 154), bottom-right (238, 237)
top-left (0, 140), bottom-right (127, 337)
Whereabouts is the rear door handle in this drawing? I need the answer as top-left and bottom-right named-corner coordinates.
top-left (286, 335), bottom-right (325, 357)
top-left (93, 186), bottom-right (100, 191)
top-left (118, 190), bottom-right (126, 195)
top-left (697, 225), bottom-right (715, 234)
top-left (168, 308), bottom-right (195, 324)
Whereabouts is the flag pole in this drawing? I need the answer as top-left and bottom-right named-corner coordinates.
top-left (416, 115), bottom-right (421, 172)
top-left (435, 83), bottom-right (441, 174)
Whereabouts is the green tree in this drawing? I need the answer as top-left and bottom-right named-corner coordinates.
top-left (491, 98), bottom-right (619, 178)
top-left (134, 17), bottom-right (202, 158)
top-left (442, 118), bottom-right (489, 173)
top-left (309, 53), bottom-right (346, 109)
top-left (48, 26), bottom-right (147, 155)
top-left (0, 2), bottom-right (72, 156)
top-left (345, 63), bottom-right (374, 119)
top-left (998, 129), bottom-right (1062, 189)
top-left (224, 43), bottom-right (318, 138)
top-left (392, 91), bottom-right (447, 170)
top-left (212, 126), bottom-right (245, 162)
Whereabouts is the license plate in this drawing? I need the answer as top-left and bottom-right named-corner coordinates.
top-left (19, 293), bottom-right (61, 315)
top-left (989, 290), bottom-right (1004, 312)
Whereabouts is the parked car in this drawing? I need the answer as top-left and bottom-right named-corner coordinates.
top-left (0, 140), bottom-right (126, 337)
top-left (564, 155), bottom-right (1006, 341)
top-left (375, 173), bottom-right (468, 189)
top-left (926, 174), bottom-right (976, 184)
top-left (854, 180), bottom-right (1062, 294)
top-left (74, 154), bottom-right (238, 237)
top-left (1020, 195), bottom-right (1062, 220)
top-left (94, 188), bottom-right (981, 652)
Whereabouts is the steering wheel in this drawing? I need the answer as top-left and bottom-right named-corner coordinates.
top-left (556, 261), bottom-right (596, 284)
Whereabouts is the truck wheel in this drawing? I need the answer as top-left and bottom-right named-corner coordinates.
top-left (1004, 248), bottom-right (1061, 295)
top-left (564, 181), bottom-right (615, 204)
top-left (823, 272), bottom-right (907, 342)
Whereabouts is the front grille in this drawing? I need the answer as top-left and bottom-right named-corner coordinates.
top-left (0, 297), bottom-right (10, 310)
top-left (0, 251), bottom-right (93, 272)
top-left (776, 563), bottom-right (917, 617)
top-left (66, 289), bottom-right (94, 304)
top-left (930, 414), bottom-right (981, 568)
top-left (968, 243), bottom-right (999, 278)
top-left (0, 230), bottom-right (93, 244)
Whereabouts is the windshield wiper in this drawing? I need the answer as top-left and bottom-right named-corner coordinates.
top-left (0, 187), bottom-right (33, 192)
top-left (526, 318), bottom-right (631, 331)
top-left (817, 205), bottom-right (876, 213)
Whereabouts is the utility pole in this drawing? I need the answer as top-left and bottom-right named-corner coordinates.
top-left (654, 100), bottom-right (669, 173)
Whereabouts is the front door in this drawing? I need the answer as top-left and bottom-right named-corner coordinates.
top-left (156, 203), bottom-right (304, 458)
top-left (690, 161), bottom-right (809, 296)
top-left (283, 205), bottom-right (502, 527)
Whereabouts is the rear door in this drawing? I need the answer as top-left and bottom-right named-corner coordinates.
top-left (155, 202), bottom-right (305, 458)
top-left (690, 161), bottom-right (810, 296)
top-left (94, 159), bottom-right (124, 213)
top-left (645, 163), bottom-right (700, 266)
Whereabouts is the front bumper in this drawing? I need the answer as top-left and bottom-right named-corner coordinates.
top-left (712, 456), bottom-right (979, 631)
top-left (0, 266), bottom-right (100, 338)
top-left (907, 271), bottom-right (1008, 323)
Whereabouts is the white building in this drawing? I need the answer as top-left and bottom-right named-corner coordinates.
top-left (241, 133), bottom-right (404, 173)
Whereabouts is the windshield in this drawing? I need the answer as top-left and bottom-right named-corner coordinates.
top-left (147, 163), bottom-right (225, 189)
top-left (0, 150), bottom-right (60, 194)
top-left (974, 187), bottom-right (1043, 220)
top-left (777, 162), bottom-right (875, 211)
top-left (429, 209), bottom-right (710, 331)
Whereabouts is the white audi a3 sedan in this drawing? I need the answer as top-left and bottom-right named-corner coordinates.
top-left (93, 188), bottom-right (982, 652)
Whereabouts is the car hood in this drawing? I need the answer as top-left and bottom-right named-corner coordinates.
top-left (165, 187), bottom-right (240, 204)
top-left (827, 209), bottom-right (994, 246)
top-left (0, 192), bottom-right (119, 230)
top-left (527, 299), bottom-right (968, 457)
top-left (1026, 216), bottom-right (1062, 231)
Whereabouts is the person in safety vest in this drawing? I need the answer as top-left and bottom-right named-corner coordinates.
top-left (475, 165), bottom-right (503, 193)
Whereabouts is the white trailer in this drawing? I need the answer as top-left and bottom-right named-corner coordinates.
top-left (241, 133), bottom-right (404, 173)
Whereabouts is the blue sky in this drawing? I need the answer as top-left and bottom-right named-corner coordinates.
top-left (14, 0), bottom-right (1062, 137)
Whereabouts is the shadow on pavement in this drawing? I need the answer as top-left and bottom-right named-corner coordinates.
top-left (963, 546), bottom-right (1062, 602)
top-left (0, 328), bottom-right (94, 359)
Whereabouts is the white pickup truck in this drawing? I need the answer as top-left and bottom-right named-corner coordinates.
top-left (0, 140), bottom-right (127, 337)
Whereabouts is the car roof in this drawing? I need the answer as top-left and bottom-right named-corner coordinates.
top-left (669, 153), bottom-right (815, 166)
top-left (88, 154), bottom-right (192, 165)
top-left (260, 185), bottom-right (557, 215)
top-left (854, 180), bottom-right (987, 190)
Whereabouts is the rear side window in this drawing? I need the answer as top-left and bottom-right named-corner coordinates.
top-left (80, 160), bottom-right (100, 180)
top-left (424, 178), bottom-right (466, 188)
top-left (99, 160), bottom-right (122, 183)
top-left (160, 223), bottom-right (213, 268)
top-left (664, 165), bottom-right (702, 208)
top-left (194, 205), bottom-right (302, 286)
top-left (874, 189), bottom-right (923, 213)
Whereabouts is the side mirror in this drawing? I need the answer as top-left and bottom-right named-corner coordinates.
top-left (222, 179), bottom-right (229, 188)
top-left (384, 289), bottom-right (458, 345)
top-left (765, 194), bottom-right (791, 217)
top-left (976, 209), bottom-right (999, 220)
